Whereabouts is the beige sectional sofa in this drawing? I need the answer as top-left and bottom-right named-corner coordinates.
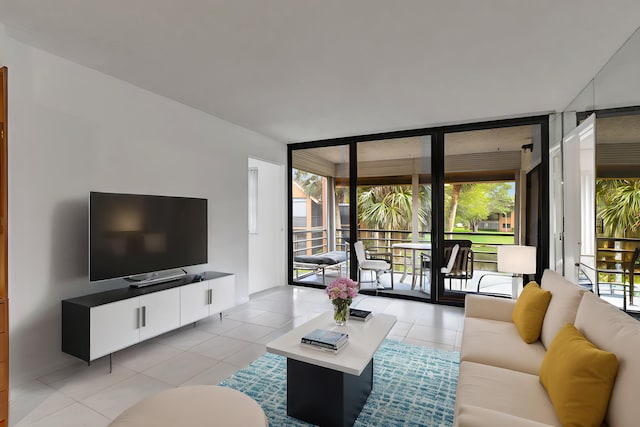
top-left (454, 269), bottom-right (640, 427)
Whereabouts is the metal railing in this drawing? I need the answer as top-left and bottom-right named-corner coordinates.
top-left (292, 228), bottom-right (328, 257)
top-left (594, 237), bottom-right (640, 312)
top-left (329, 227), bottom-right (515, 273)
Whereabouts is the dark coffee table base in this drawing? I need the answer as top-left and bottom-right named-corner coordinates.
top-left (287, 358), bottom-right (373, 427)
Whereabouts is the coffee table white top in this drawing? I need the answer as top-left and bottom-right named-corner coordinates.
top-left (266, 311), bottom-right (396, 376)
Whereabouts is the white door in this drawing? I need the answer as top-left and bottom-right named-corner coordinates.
top-left (562, 114), bottom-right (596, 285)
top-left (248, 158), bottom-right (285, 294)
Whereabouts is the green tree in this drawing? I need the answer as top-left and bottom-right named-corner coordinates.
top-left (487, 183), bottom-right (515, 216)
top-left (445, 184), bottom-right (462, 232)
top-left (358, 185), bottom-right (413, 230)
top-left (444, 183), bottom-right (475, 232)
top-left (358, 185), bottom-right (431, 229)
top-left (597, 179), bottom-right (640, 237)
top-left (457, 184), bottom-right (490, 232)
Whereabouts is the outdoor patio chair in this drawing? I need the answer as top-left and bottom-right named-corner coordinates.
top-left (419, 240), bottom-right (474, 290)
top-left (442, 244), bottom-right (474, 290)
top-left (354, 241), bottom-right (391, 290)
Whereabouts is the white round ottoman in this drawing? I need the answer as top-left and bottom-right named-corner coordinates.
top-left (108, 385), bottom-right (268, 427)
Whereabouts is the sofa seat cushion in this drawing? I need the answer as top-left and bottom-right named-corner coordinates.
top-left (456, 405), bottom-right (555, 427)
top-left (461, 317), bottom-right (546, 375)
top-left (540, 269), bottom-right (585, 349)
top-left (575, 292), bottom-right (640, 427)
top-left (455, 361), bottom-right (561, 426)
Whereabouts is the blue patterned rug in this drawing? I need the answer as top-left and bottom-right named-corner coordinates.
top-left (219, 339), bottom-right (459, 426)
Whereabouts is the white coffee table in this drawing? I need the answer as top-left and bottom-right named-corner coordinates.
top-left (267, 311), bottom-right (396, 427)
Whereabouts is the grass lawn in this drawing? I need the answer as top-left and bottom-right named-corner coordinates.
top-left (449, 229), bottom-right (514, 247)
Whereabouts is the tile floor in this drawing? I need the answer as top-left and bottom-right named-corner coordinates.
top-left (9, 285), bottom-right (464, 427)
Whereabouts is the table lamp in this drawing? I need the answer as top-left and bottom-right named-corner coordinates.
top-left (497, 245), bottom-right (537, 298)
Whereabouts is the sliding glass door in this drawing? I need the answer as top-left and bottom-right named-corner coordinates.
top-left (288, 116), bottom-right (549, 306)
top-left (439, 124), bottom-right (542, 302)
top-left (290, 145), bottom-right (350, 287)
top-left (356, 136), bottom-right (432, 297)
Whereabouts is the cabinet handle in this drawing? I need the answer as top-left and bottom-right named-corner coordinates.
top-left (136, 307), bottom-right (140, 329)
top-left (141, 306), bottom-right (146, 327)
top-left (208, 289), bottom-right (213, 305)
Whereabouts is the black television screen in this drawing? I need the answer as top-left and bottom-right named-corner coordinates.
top-left (89, 192), bottom-right (208, 282)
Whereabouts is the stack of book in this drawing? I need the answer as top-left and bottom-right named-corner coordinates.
top-left (301, 329), bottom-right (349, 354)
top-left (349, 308), bottom-right (372, 322)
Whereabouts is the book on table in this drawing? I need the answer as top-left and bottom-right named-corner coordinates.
top-left (301, 329), bottom-right (348, 350)
top-left (300, 340), bottom-right (348, 354)
top-left (349, 308), bottom-right (372, 322)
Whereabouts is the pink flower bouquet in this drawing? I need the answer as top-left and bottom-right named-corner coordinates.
top-left (326, 277), bottom-right (359, 325)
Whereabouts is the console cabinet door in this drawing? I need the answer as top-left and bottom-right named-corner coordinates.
top-left (210, 275), bottom-right (235, 315)
top-left (90, 298), bottom-right (141, 360)
top-left (139, 288), bottom-right (181, 340)
top-left (180, 281), bottom-right (211, 325)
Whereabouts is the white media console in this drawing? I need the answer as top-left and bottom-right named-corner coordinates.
top-left (62, 271), bottom-right (235, 366)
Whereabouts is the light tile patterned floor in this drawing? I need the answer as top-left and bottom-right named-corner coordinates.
top-left (9, 286), bottom-right (464, 427)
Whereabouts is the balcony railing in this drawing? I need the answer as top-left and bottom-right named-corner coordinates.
top-left (312, 227), bottom-right (515, 273)
top-left (292, 228), bottom-right (328, 257)
top-left (594, 236), bottom-right (640, 312)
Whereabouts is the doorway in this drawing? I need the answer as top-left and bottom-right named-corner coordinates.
top-left (248, 158), bottom-right (285, 294)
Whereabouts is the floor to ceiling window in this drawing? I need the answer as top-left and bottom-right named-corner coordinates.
top-left (290, 145), bottom-right (350, 287)
top-left (288, 116), bottom-right (549, 306)
top-left (356, 136), bottom-right (432, 298)
top-left (439, 125), bottom-right (542, 302)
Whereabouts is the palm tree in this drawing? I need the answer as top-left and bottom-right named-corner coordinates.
top-left (357, 185), bottom-right (432, 248)
top-left (597, 179), bottom-right (640, 237)
top-left (358, 186), bottom-right (413, 231)
top-left (293, 169), bottom-right (323, 201)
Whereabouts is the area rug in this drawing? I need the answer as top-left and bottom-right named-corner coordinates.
top-left (219, 339), bottom-right (459, 426)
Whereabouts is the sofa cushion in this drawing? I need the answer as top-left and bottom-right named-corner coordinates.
top-left (575, 291), bottom-right (640, 427)
top-left (456, 405), bottom-right (555, 427)
top-left (461, 317), bottom-right (546, 375)
top-left (540, 323), bottom-right (618, 427)
top-left (455, 361), bottom-right (561, 426)
top-left (540, 269), bottom-right (585, 349)
top-left (512, 282), bottom-right (551, 343)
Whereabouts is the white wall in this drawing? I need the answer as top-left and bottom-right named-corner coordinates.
top-left (1, 34), bottom-right (286, 385)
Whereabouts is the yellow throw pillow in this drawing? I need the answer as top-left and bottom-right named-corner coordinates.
top-left (511, 281), bottom-right (551, 343)
top-left (539, 323), bottom-right (618, 427)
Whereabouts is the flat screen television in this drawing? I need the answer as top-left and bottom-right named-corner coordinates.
top-left (89, 192), bottom-right (208, 282)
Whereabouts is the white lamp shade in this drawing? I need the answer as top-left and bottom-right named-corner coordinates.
top-left (497, 245), bottom-right (537, 274)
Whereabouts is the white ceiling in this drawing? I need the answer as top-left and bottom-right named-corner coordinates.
top-left (1, 1), bottom-right (639, 143)
top-left (298, 125), bottom-right (534, 164)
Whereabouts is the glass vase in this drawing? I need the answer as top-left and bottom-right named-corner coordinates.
top-left (333, 301), bottom-right (349, 326)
